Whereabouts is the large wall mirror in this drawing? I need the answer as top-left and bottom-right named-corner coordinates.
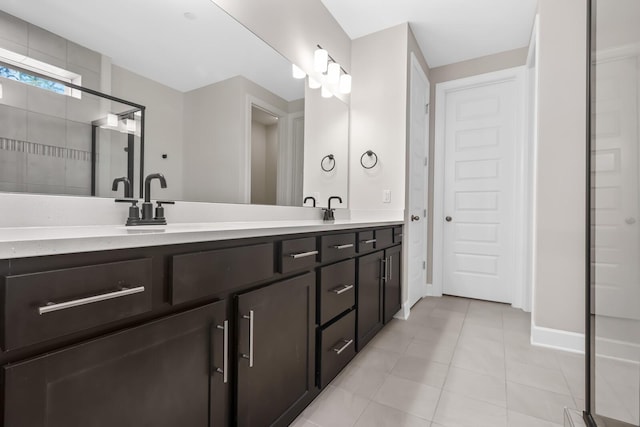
top-left (0, 0), bottom-right (349, 208)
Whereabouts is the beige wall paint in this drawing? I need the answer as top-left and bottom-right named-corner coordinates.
top-left (182, 75), bottom-right (292, 203)
top-left (111, 65), bottom-right (184, 201)
top-left (534, 0), bottom-right (587, 333)
top-left (425, 47), bottom-right (528, 283)
top-left (350, 24), bottom-right (409, 215)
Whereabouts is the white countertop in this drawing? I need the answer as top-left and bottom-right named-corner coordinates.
top-left (0, 219), bottom-right (403, 259)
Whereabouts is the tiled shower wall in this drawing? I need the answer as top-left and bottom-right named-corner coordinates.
top-left (0, 10), bottom-right (102, 196)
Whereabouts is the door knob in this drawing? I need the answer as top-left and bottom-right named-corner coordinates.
top-left (625, 217), bottom-right (636, 225)
top-left (411, 215), bottom-right (420, 221)
top-left (445, 216), bottom-right (452, 222)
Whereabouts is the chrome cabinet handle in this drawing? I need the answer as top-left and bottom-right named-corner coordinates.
top-left (331, 284), bottom-right (354, 295)
top-left (289, 250), bottom-right (319, 259)
top-left (241, 310), bottom-right (254, 368)
top-left (38, 285), bottom-right (145, 315)
top-left (360, 239), bottom-right (376, 245)
top-left (381, 258), bottom-right (387, 282)
top-left (389, 255), bottom-right (392, 279)
top-left (215, 320), bottom-right (229, 383)
top-left (332, 339), bottom-right (354, 355)
top-left (332, 243), bottom-right (354, 250)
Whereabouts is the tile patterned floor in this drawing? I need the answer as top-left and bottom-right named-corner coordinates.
top-left (291, 296), bottom-right (585, 427)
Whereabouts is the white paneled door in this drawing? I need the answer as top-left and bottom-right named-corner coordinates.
top-left (407, 54), bottom-right (430, 309)
top-left (441, 75), bottom-right (520, 303)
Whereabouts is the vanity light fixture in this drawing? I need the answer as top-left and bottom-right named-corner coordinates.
top-left (292, 64), bottom-right (306, 79)
top-left (314, 48), bottom-right (328, 73)
top-left (311, 44), bottom-right (352, 95)
top-left (308, 76), bottom-right (321, 89)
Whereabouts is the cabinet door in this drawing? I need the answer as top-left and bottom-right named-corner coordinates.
top-left (384, 245), bottom-right (402, 324)
top-left (357, 251), bottom-right (384, 350)
top-left (236, 273), bottom-right (316, 427)
top-left (3, 301), bottom-right (228, 427)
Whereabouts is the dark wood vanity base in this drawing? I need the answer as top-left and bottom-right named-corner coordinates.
top-left (0, 224), bottom-right (402, 427)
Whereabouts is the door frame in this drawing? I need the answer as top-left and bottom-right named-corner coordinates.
top-left (402, 52), bottom-right (430, 318)
top-left (432, 66), bottom-right (529, 309)
top-left (243, 95), bottom-right (289, 204)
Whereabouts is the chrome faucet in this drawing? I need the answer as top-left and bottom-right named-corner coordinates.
top-left (112, 177), bottom-right (131, 198)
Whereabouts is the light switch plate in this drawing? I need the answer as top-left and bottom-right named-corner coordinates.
top-left (383, 190), bottom-right (391, 203)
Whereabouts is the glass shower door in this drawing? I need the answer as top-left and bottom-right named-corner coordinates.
top-left (589, 0), bottom-right (640, 425)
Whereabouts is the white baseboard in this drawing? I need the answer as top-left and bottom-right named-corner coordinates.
top-left (395, 303), bottom-right (410, 320)
top-left (530, 323), bottom-right (585, 354)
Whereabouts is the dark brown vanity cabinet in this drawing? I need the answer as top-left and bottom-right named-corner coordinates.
top-left (3, 300), bottom-right (229, 427)
top-left (236, 273), bottom-right (316, 427)
top-left (356, 250), bottom-right (385, 350)
top-left (384, 245), bottom-right (402, 324)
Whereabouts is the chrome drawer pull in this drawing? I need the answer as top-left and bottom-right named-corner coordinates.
top-left (331, 243), bottom-right (354, 250)
top-left (241, 310), bottom-right (254, 368)
top-left (216, 320), bottom-right (229, 383)
top-left (332, 339), bottom-right (354, 355)
top-left (361, 239), bottom-right (376, 245)
top-left (289, 250), bottom-right (318, 259)
top-left (38, 285), bottom-right (145, 315)
top-left (331, 284), bottom-right (354, 295)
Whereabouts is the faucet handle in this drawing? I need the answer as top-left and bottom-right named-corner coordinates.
top-left (115, 198), bottom-right (141, 225)
top-left (115, 198), bottom-right (139, 204)
top-left (154, 200), bottom-right (174, 221)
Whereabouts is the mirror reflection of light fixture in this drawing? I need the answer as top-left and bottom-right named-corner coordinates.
top-left (314, 48), bottom-right (328, 73)
top-left (126, 118), bottom-right (137, 133)
top-left (292, 64), bottom-right (306, 79)
top-left (308, 76), bottom-right (321, 89)
top-left (106, 113), bottom-right (118, 127)
top-left (327, 62), bottom-right (340, 84)
top-left (321, 85), bottom-right (332, 98)
top-left (339, 74), bottom-right (352, 94)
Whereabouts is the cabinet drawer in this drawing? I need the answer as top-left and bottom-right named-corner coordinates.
top-left (319, 310), bottom-right (356, 388)
top-left (319, 259), bottom-right (355, 325)
top-left (171, 243), bottom-right (274, 305)
top-left (2, 258), bottom-right (152, 351)
top-left (357, 230), bottom-right (376, 254)
top-left (393, 227), bottom-right (403, 243)
top-left (320, 233), bottom-right (355, 263)
top-left (374, 228), bottom-right (394, 249)
top-left (279, 237), bottom-right (318, 274)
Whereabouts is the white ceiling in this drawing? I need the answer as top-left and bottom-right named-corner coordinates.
top-left (320, 0), bottom-right (539, 68)
top-left (0, 0), bottom-right (304, 100)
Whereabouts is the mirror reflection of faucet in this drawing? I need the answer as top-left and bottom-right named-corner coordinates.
top-left (304, 196), bottom-right (317, 207)
top-left (323, 196), bottom-right (342, 222)
top-left (112, 177), bottom-right (132, 198)
top-left (115, 173), bottom-right (174, 226)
